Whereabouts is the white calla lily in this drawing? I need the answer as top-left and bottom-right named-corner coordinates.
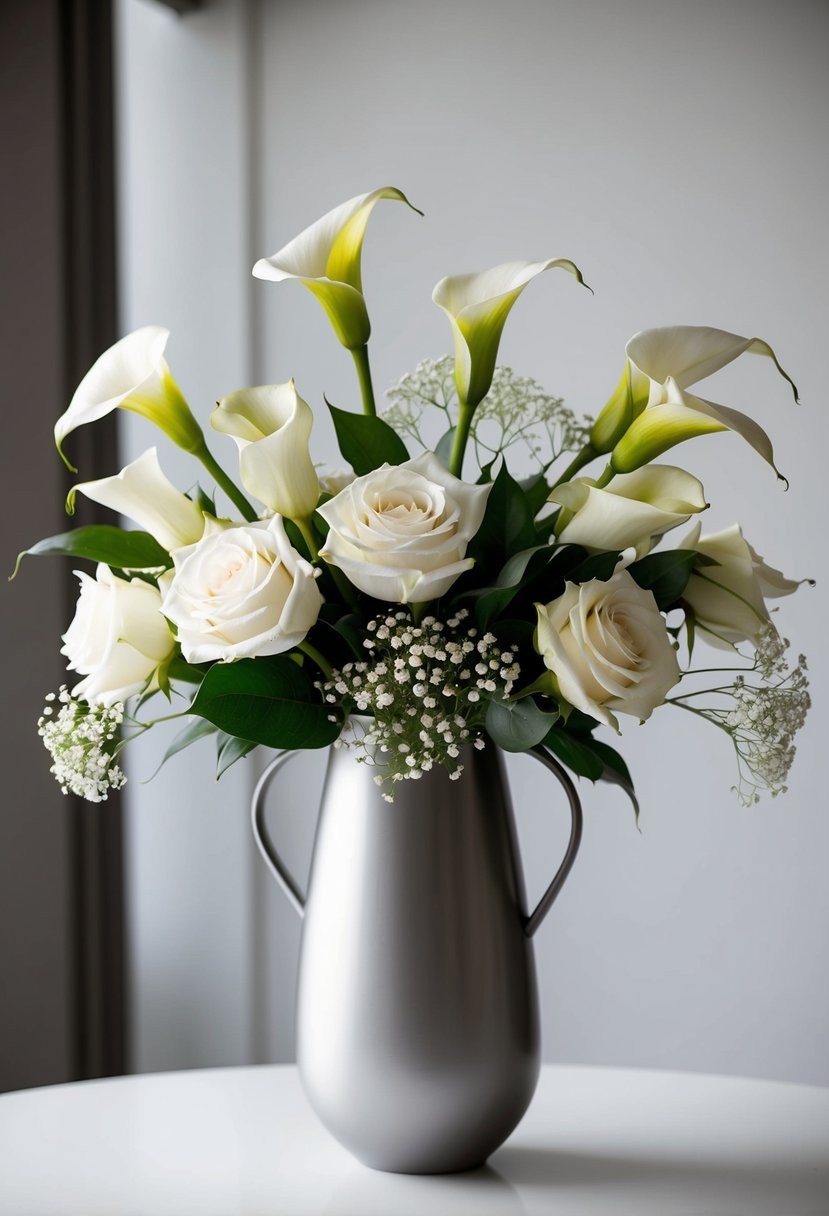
top-left (433, 258), bottom-right (589, 412)
top-left (680, 522), bottom-right (803, 648)
top-left (67, 448), bottom-right (206, 552)
top-left (252, 187), bottom-right (422, 351)
top-left (54, 327), bottom-right (203, 472)
top-left (551, 465), bottom-right (707, 554)
top-left (211, 381), bottom-right (319, 522)
top-left (589, 326), bottom-right (798, 480)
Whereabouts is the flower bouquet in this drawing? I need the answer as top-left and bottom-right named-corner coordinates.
top-left (17, 186), bottom-right (811, 813)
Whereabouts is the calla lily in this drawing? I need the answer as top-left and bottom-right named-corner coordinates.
top-left (55, 327), bottom-right (204, 472)
top-left (211, 381), bottom-right (319, 522)
top-left (551, 465), bottom-right (707, 555)
top-left (67, 448), bottom-right (206, 552)
top-left (589, 326), bottom-right (798, 480)
top-left (432, 258), bottom-right (589, 411)
top-left (252, 187), bottom-right (422, 350)
top-left (680, 522), bottom-right (802, 648)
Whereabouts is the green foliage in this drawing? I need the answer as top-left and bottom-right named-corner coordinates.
top-left (216, 733), bottom-right (257, 777)
top-left (328, 401), bottom-right (409, 474)
top-left (11, 526), bottom-right (170, 579)
top-left (189, 655), bottom-right (342, 749)
top-left (627, 549), bottom-right (698, 610)
top-left (467, 463), bottom-right (535, 571)
top-left (145, 717), bottom-right (217, 781)
top-left (486, 696), bottom-right (559, 752)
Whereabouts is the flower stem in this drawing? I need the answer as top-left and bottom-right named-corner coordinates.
top-left (352, 345), bottom-right (377, 417)
top-left (549, 443), bottom-right (597, 489)
top-left (194, 441), bottom-right (258, 522)
top-left (411, 601), bottom-right (431, 625)
top-left (295, 516), bottom-right (319, 561)
top-left (297, 640), bottom-right (333, 679)
top-left (448, 404), bottom-right (474, 478)
top-left (326, 562), bottom-right (359, 610)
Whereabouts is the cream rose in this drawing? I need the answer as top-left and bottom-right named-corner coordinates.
top-left (680, 522), bottom-right (801, 648)
top-left (316, 451), bottom-right (491, 603)
top-left (159, 516), bottom-right (321, 663)
top-left (535, 568), bottom-right (680, 730)
top-left (62, 565), bottom-right (175, 706)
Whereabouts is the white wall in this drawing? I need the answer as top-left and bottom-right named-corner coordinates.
top-left (117, 0), bottom-right (829, 1083)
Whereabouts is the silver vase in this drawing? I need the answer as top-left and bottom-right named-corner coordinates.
top-left (251, 718), bottom-right (582, 1174)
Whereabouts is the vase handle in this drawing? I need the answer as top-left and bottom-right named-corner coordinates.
top-left (251, 750), bottom-right (307, 919)
top-left (521, 747), bottom-right (584, 938)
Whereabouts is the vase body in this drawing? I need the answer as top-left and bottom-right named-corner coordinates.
top-left (299, 740), bottom-right (539, 1173)
top-left (252, 723), bottom-right (582, 1174)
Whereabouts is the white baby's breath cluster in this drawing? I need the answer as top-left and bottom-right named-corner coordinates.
top-left (686, 626), bottom-right (811, 806)
top-left (38, 687), bottom-right (126, 803)
top-left (383, 357), bottom-right (590, 472)
top-left (319, 610), bottom-right (520, 801)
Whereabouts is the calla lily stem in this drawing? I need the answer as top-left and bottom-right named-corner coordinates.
top-left (351, 345), bottom-right (377, 417)
top-left (550, 443), bottom-right (598, 490)
top-left (194, 442), bottom-right (258, 522)
top-left (295, 517), bottom-right (319, 561)
top-left (448, 404), bottom-right (475, 478)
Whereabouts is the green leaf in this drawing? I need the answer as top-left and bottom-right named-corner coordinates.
top-left (628, 549), bottom-right (698, 610)
top-left (144, 717), bottom-right (217, 781)
top-left (568, 551), bottom-right (622, 585)
top-left (189, 655), bottom-right (341, 750)
top-left (519, 472), bottom-right (552, 517)
top-left (542, 728), bottom-right (605, 780)
top-left (473, 545), bottom-right (554, 627)
top-left (11, 526), bottom-right (171, 580)
top-left (168, 655), bottom-right (210, 685)
top-left (468, 463), bottom-right (534, 570)
top-left (435, 428), bottom-right (456, 469)
top-left (684, 609), bottom-right (697, 662)
top-left (486, 696), bottom-right (560, 752)
top-left (216, 732), bottom-right (258, 778)
top-left (189, 485), bottom-right (216, 516)
top-left (328, 401), bottom-right (409, 474)
top-left (330, 612), bottom-right (366, 660)
top-left (589, 739), bottom-right (641, 825)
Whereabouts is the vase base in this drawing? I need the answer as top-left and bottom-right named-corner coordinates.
top-left (354, 1153), bottom-right (489, 1176)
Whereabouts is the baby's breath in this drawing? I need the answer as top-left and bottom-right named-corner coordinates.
top-left (319, 610), bottom-right (520, 801)
top-left (670, 625), bottom-right (811, 806)
top-left (38, 686), bottom-right (126, 803)
top-left (383, 357), bottom-right (590, 475)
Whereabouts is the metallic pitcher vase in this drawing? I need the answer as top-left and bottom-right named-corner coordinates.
top-left (251, 718), bottom-right (583, 1174)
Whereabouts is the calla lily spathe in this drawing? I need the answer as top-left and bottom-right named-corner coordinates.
top-left (67, 448), bottom-right (206, 552)
top-left (54, 327), bottom-right (204, 472)
top-left (550, 465), bottom-right (707, 555)
top-left (680, 521), bottom-right (802, 648)
top-left (589, 326), bottom-right (798, 479)
top-left (211, 381), bottom-right (319, 521)
top-left (252, 187), bottom-right (422, 349)
top-left (433, 259), bottom-right (589, 410)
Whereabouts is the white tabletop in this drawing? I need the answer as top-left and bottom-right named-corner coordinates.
top-left (1, 1064), bottom-right (828, 1215)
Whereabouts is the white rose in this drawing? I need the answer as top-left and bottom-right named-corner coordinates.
top-left (159, 516), bottom-right (321, 663)
top-left (535, 567), bottom-right (680, 730)
top-left (680, 522), bottom-right (801, 648)
top-left (62, 565), bottom-right (175, 706)
top-left (550, 465), bottom-right (707, 555)
top-left (317, 451), bottom-right (491, 603)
